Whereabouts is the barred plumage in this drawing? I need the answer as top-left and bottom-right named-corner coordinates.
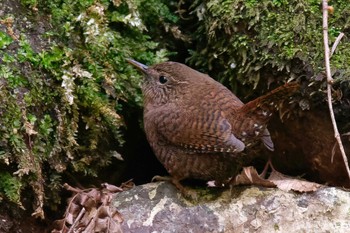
top-left (128, 59), bottom-right (299, 187)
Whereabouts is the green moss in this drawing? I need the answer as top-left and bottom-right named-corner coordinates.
top-left (0, 0), bottom-right (176, 216)
top-left (0, 172), bottom-right (22, 206)
top-left (187, 0), bottom-right (350, 93)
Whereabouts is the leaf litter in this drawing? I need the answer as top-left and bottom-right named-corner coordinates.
top-left (52, 180), bottom-right (134, 233)
top-left (232, 161), bottom-right (322, 192)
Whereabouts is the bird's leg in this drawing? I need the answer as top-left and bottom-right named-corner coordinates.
top-left (152, 175), bottom-right (200, 200)
top-left (259, 159), bottom-right (271, 179)
top-left (259, 157), bottom-right (277, 179)
top-left (152, 175), bottom-right (186, 191)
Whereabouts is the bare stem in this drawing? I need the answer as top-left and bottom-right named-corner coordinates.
top-left (322, 1), bottom-right (333, 83)
top-left (331, 32), bottom-right (344, 57)
top-left (67, 207), bottom-right (86, 233)
top-left (322, 0), bottom-right (350, 181)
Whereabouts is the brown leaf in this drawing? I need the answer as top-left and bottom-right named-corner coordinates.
top-left (67, 202), bottom-right (81, 218)
top-left (102, 183), bottom-right (123, 192)
top-left (97, 206), bottom-right (109, 218)
top-left (65, 212), bottom-right (74, 225)
top-left (232, 166), bottom-right (276, 188)
top-left (101, 189), bottom-right (116, 205)
top-left (112, 210), bottom-right (124, 223)
top-left (86, 189), bottom-right (102, 203)
top-left (76, 193), bottom-right (96, 209)
top-left (79, 207), bottom-right (96, 227)
top-left (268, 170), bottom-right (322, 192)
top-left (54, 183), bottom-right (126, 232)
top-left (95, 218), bottom-right (108, 231)
top-left (84, 218), bottom-right (96, 233)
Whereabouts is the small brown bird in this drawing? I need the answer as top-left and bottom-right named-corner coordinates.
top-left (128, 59), bottom-right (299, 189)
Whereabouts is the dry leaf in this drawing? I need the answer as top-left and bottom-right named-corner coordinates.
top-left (97, 206), bottom-right (109, 218)
top-left (65, 212), bottom-right (74, 225)
top-left (95, 218), bottom-right (108, 231)
top-left (112, 211), bottom-right (124, 223)
top-left (102, 183), bottom-right (123, 192)
top-left (268, 170), bottom-right (322, 192)
top-left (232, 166), bottom-right (276, 188)
top-left (52, 182), bottom-right (127, 233)
top-left (84, 219), bottom-right (96, 233)
top-left (77, 193), bottom-right (96, 209)
top-left (232, 166), bottom-right (322, 193)
top-left (67, 202), bottom-right (80, 218)
top-left (87, 189), bottom-right (102, 202)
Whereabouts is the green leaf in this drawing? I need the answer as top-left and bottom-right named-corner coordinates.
top-left (0, 31), bottom-right (13, 49)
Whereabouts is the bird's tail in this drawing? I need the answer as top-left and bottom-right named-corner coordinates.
top-left (231, 82), bottom-right (299, 152)
top-left (238, 82), bottom-right (300, 120)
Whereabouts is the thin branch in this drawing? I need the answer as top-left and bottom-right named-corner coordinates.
top-left (322, 0), bottom-right (350, 181)
top-left (331, 32), bottom-right (344, 57)
top-left (322, 2), bottom-right (333, 84)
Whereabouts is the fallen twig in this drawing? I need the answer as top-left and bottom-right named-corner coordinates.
top-left (322, 0), bottom-right (350, 181)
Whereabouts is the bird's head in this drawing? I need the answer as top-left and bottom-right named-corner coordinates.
top-left (127, 59), bottom-right (205, 106)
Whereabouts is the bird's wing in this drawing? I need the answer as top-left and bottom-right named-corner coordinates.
top-left (151, 108), bottom-right (245, 153)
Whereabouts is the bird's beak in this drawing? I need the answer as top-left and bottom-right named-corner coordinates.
top-left (126, 59), bottom-right (149, 74)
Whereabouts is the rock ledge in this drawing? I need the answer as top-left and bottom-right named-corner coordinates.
top-left (113, 182), bottom-right (350, 232)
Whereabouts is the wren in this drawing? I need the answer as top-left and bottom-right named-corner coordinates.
top-left (127, 59), bottom-right (299, 189)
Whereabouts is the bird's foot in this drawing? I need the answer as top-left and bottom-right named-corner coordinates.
top-left (170, 178), bottom-right (201, 200)
top-left (152, 175), bottom-right (200, 200)
top-left (151, 175), bottom-right (172, 183)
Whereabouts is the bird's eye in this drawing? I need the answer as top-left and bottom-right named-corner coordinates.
top-left (159, 76), bottom-right (168, 84)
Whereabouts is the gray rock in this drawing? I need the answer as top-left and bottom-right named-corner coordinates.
top-left (113, 182), bottom-right (350, 233)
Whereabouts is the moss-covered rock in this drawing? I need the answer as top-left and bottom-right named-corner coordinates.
top-left (186, 0), bottom-right (350, 96)
top-left (0, 0), bottom-right (176, 218)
